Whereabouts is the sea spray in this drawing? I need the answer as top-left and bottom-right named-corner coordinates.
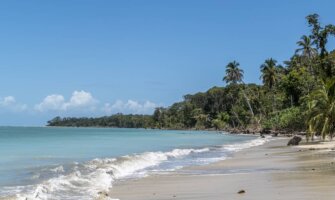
top-left (15, 147), bottom-right (211, 200)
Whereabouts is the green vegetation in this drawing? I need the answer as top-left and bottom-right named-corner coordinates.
top-left (48, 115), bottom-right (154, 128)
top-left (48, 14), bottom-right (335, 140)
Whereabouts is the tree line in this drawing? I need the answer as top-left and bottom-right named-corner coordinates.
top-left (48, 14), bottom-right (335, 140)
top-left (48, 114), bottom-right (154, 128)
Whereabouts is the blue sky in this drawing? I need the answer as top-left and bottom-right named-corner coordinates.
top-left (0, 0), bottom-right (334, 126)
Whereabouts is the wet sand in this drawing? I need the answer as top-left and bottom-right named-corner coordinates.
top-left (108, 138), bottom-right (335, 200)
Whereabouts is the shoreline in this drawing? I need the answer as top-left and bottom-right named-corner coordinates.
top-left (46, 125), bottom-right (305, 139)
top-left (107, 138), bottom-right (335, 200)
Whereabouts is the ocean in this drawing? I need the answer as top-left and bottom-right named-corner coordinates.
top-left (0, 127), bottom-right (268, 199)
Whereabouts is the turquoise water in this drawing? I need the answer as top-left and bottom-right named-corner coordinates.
top-left (0, 127), bottom-right (264, 199)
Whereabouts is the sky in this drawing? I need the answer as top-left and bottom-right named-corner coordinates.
top-left (0, 0), bottom-right (334, 126)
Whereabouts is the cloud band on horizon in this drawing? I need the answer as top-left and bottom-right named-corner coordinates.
top-left (0, 90), bottom-right (159, 116)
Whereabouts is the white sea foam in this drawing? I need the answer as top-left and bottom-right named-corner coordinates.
top-left (13, 147), bottom-right (210, 200)
top-left (8, 136), bottom-right (270, 200)
top-left (49, 166), bottom-right (65, 173)
top-left (223, 136), bottom-right (271, 152)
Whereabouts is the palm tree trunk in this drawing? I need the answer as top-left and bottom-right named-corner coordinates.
top-left (242, 90), bottom-right (255, 117)
top-left (241, 82), bottom-right (256, 126)
top-left (228, 93), bottom-right (244, 128)
top-left (307, 124), bottom-right (312, 142)
top-left (321, 117), bottom-right (329, 141)
top-left (232, 110), bottom-right (243, 127)
top-left (272, 91), bottom-right (276, 113)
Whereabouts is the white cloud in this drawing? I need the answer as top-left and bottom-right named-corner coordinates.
top-left (35, 94), bottom-right (65, 111)
top-left (64, 90), bottom-right (97, 110)
top-left (1, 96), bottom-right (16, 105)
top-left (5, 90), bottom-right (157, 116)
top-left (0, 96), bottom-right (27, 112)
top-left (103, 100), bottom-right (157, 114)
top-left (35, 90), bottom-right (97, 112)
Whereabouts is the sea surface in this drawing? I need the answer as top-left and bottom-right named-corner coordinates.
top-left (0, 127), bottom-right (268, 200)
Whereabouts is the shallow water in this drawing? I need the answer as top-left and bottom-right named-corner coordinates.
top-left (0, 127), bottom-right (266, 199)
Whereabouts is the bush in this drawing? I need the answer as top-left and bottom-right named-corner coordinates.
top-left (262, 107), bottom-right (304, 130)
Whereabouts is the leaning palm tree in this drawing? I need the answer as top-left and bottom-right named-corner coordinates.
top-left (223, 61), bottom-right (255, 119)
top-left (305, 100), bottom-right (317, 142)
top-left (260, 58), bottom-right (279, 112)
top-left (306, 78), bottom-right (335, 140)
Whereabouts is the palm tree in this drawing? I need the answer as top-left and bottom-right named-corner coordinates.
top-left (295, 35), bottom-right (318, 79)
top-left (306, 78), bottom-right (335, 140)
top-left (223, 61), bottom-right (244, 84)
top-left (223, 61), bottom-right (255, 120)
top-left (295, 35), bottom-right (317, 59)
top-left (260, 58), bottom-right (279, 112)
top-left (305, 100), bottom-right (317, 142)
top-left (260, 58), bottom-right (278, 90)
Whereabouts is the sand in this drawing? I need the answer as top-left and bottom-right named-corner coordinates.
top-left (108, 138), bottom-right (335, 200)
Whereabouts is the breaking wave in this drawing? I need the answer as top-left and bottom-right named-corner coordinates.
top-left (2, 136), bottom-right (270, 200)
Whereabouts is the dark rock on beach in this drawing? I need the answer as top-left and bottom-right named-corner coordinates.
top-left (238, 190), bottom-right (246, 194)
top-left (287, 136), bottom-right (302, 146)
top-left (260, 128), bottom-right (272, 135)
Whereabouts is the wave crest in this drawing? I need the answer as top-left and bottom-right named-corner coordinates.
top-left (8, 136), bottom-right (270, 200)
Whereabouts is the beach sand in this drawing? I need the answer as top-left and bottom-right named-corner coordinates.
top-left (108, 138), bottom-right (335, 200)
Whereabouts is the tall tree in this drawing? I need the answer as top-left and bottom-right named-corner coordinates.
top-left (260, 58), bottom-right (279, 112)
top-left (260, 58), bottom-right (279, 90)
top-left (223, 61), bottom-right (255, 120)
top-left (223, 61), bottom-right (244, 84)
top-left (295, 35), bottom-right (317, 60)
top-left (306, 14), bottom-right (335, 58)
top-left (306, 13), bottom-right (335, 77)
top-left (295, 35), bottom-right (318, 92)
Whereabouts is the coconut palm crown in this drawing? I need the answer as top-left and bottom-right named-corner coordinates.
top-left (260, 58), bottom-right (279, 90)
top-left (295, 35), bottom-right (318, 59)
top-left (223, 61), bottom-right (244, 85)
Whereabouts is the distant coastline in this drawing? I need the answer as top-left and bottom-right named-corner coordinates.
top-left (46, 114), bottom-right (302, 138)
